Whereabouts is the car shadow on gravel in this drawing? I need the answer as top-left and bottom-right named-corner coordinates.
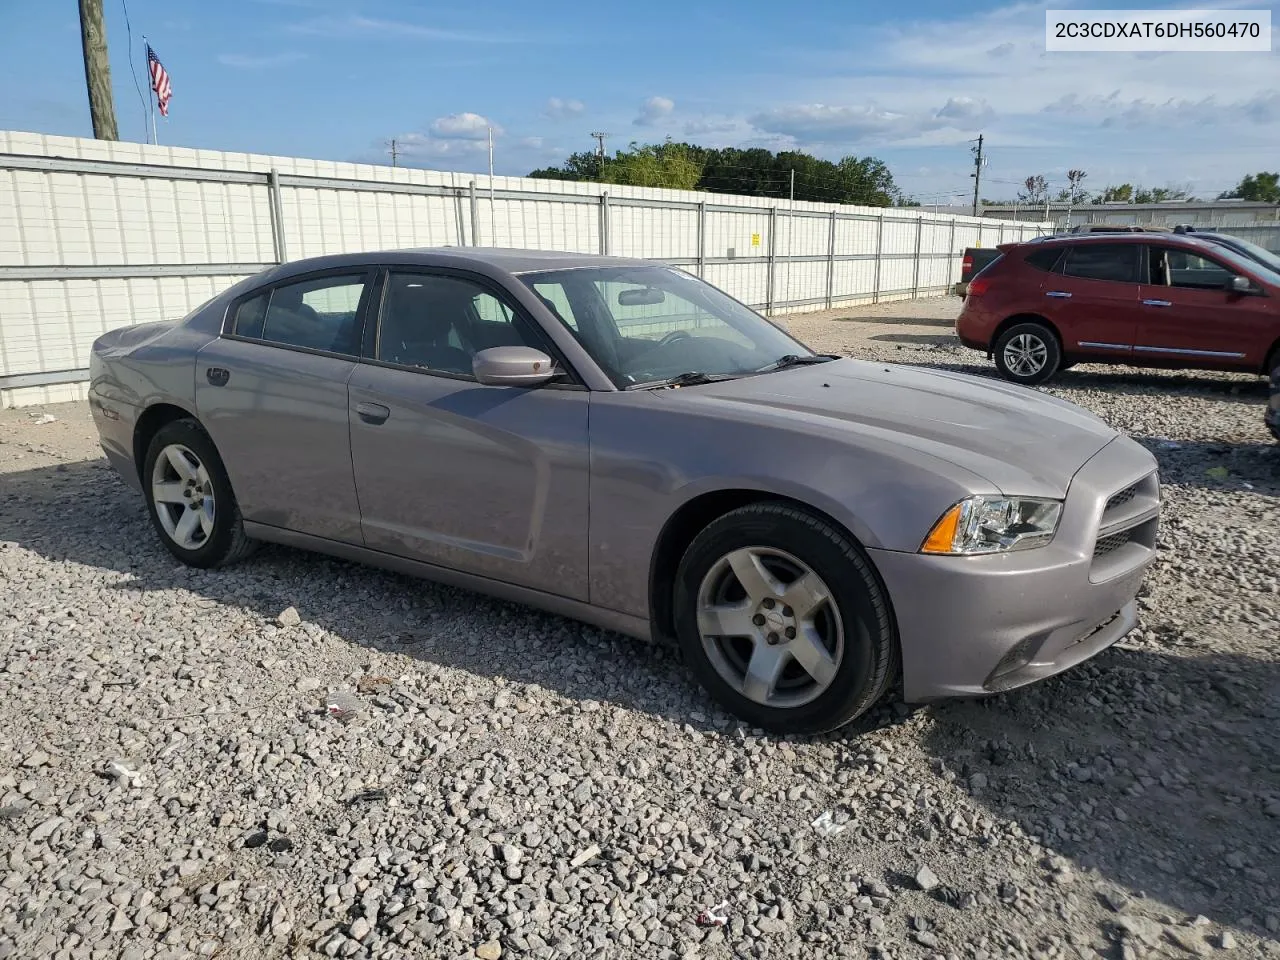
top-left (0, 459), bottom-right (893, 739)
top-left (921, 645), bottom-right (1280, 934)
top-left (1131, 437), bottom-right (1280, 497)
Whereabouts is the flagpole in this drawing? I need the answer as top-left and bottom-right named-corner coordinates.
top-left (143, 37), bottom-right (156, 145)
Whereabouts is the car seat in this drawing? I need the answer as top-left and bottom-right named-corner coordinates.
top-left (380, 280), bottom-right (475, 375)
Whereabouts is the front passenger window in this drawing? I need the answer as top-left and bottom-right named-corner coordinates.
top-left (377, 273), bottom-right (545, 377)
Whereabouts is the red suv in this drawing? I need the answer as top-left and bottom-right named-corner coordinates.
top-left (956, 234), bottom-right (1280, 386)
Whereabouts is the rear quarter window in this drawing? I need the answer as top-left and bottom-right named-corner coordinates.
top-left (1024, 248), bottom-right (1063, 272)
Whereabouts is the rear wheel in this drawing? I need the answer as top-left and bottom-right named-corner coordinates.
top-left (994, 321), bottom-right (1061, 385)
top-left (143, 419), bottom-right (256, 568)
top-left (673, 503), bottom-right (898, 734)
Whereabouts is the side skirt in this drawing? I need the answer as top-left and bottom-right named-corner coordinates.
top-left (242, 521), bottom-right (653, 642)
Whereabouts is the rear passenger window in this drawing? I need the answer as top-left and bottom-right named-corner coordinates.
top-left (1061, 244), bottom-right (1139, 283)
top-left (233, 275), bottom-right (368, 356)
top-left (1024, 248), bottom-right (1063, 272)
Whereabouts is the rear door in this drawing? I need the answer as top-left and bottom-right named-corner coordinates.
top-left (1136, 244), bottom-right (1273, 370)
top-left (1039, 242), bottom-right (1143, 361)
top-left (195, 270), bottom-right (373, 544)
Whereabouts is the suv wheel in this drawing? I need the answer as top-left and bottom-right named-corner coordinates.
top-left (994, 321), bottom-right (1061, 385)
top-left (673, 503), bottom-right (898, 734)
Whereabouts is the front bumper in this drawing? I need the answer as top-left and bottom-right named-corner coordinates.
top-left (869, 436), bottom-right (1159, 702)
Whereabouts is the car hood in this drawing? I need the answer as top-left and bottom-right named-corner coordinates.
top-left (671, 359), bottom-right (1118, 498)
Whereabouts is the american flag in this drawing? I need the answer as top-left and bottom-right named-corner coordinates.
top-left (147, 44), bottom-right (172, 117)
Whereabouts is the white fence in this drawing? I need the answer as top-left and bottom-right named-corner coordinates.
top-left (0, 130), bottom-right (1048, 406)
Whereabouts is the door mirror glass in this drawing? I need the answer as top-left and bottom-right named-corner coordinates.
top-left (1227, 275), bottom-right (1254, 294)
top-left (472, 346), bottom-right (558, 387)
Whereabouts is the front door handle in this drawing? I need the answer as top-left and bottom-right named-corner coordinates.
top-left (1142, 299), bottom-right (1172, 307)
top-left (1045, 291), bottom-right (1072, 299)
top-left (355, 401), bottom-right (390, 425)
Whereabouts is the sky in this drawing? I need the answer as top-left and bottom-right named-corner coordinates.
top-left (0, 0), bottom-right (1277, 203)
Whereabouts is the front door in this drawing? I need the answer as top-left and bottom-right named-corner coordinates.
top-left (1136, 245), bottom-right (1273, 370)
top-left (1040, 242), bottom-right (1143, 362)
top-left (195, 269), bottom-right (374, 544)
top-left (348, 269), bottom-right (591, 600)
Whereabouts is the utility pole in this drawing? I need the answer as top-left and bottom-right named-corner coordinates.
top-left (590, 131), bottom-right (609, 176)
top-left (969, 134), bottom-right (984, 217)
top-left (78, 0), bottom-right (119, 140)
top-left (387, 139), bottom-right (398, 166)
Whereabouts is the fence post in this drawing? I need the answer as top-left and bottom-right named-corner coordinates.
top-left (911, 217), bottom-right (923, 298)
top-left (469, 181), bottom-right (480, 246)
top-left (872, 213), bottom-right (884, 304)
top-left (454, 190), bottom-right (467, 245)
top-left (825, 210), bottom-right (836, 309)
top-left (766, 206), bottom-right (778, 315)
top-left (267, 169), bottom-right (287, 262)
top-left (947, 218), bottom-right (957, 288)
top-left (599, 192), bottom-right (609, 256)
top-left (696, 201), bottom-right (706, 277)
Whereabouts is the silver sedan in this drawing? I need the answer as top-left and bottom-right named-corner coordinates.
top-left (90, 248), bottom-right (1160, 733)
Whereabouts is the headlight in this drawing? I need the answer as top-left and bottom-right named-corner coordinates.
top-left (921, 496), bottom-right (1062, 555)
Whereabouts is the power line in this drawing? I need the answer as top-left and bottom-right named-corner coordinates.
top-left (119, 0), bottom-right (148, 142)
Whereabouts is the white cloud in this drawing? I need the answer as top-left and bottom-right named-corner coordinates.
top-left (430, 113), bottom-right (501, 139)
top-left (288, 14), bottom-right (518, 42)
top-left (935, 96), bottom-right (994, 124)
top-left (217, 52), bottom-right (306, 69)
top-left (543, 97), bottom-right (585, 119)
top-left (634, 96), bottom-right (675, 127)
top-left (393, 133), bottom-right (487, 159)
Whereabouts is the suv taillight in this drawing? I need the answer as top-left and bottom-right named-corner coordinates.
top-left (962, 255), bottom-right (973, 274)
top-left (967, 277), bottom-right (991, 297)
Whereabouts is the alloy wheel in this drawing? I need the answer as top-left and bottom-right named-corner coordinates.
top-left (1002, 333), bottom-right (1048, 377)
top-left (695, 546), bottom-right (844, 709)
top-left (151, 443), bottom-right (216, 550)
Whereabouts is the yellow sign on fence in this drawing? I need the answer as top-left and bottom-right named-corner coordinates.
top-left (751, 233), bottom-right (761, 247)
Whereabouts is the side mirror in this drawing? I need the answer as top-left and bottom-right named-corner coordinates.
top-left (1227, 275), bottom-right (1255, 294)
top-left (472, 346), bottom-right (559, 387)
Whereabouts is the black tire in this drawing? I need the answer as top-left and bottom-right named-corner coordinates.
top-left (673, 503), bottom-right (899, 735)
top-left (993, 321), bottom-right (1061, 385)
top-left (1268, 359), bottom-right (1280, 444)
top-left (142, 418), bottom-right (257, 568)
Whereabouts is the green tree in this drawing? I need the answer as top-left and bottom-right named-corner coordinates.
top-left (1133, 186), bottom-right (1191, 203)
top-left (599, 140), bottom-right (704, 190)
top-left (1093, 183), bottom-right (1134, 204)
top-left (1218, 172), bottom-right (1280, 203)
top-left (528, 142), bottom-right (905, 206)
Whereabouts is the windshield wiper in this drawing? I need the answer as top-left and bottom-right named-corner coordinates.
top-left (628, 371), bottom-right (731, 390)
top-left (755, 354), bottom-right (836, 373)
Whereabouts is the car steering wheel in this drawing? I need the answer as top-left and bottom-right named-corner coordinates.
top-left (658, 330), bottom-right (693, 347)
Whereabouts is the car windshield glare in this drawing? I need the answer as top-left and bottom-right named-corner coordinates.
top-left (520, 265), bottom-right (814, 387)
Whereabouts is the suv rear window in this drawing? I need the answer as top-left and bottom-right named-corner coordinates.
top-left (1024, 248), bottom-right (1063, 272)
top-left (1060, 244), bottom-right (1140, 283)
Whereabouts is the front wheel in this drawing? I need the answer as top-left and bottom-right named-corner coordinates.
top-left (143, 418), bottom-right (256, 568)
top-left (673, 503), bottom-right (898, 734)
top-left (993, 321), bottom-right (1061, 385)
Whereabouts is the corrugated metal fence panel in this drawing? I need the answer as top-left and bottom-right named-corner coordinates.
top-left (0, 131), bottom-right (1044, 406)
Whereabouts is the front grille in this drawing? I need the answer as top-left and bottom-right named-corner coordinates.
top-left (1091, 471), bottom-right (1160, 581)
top-left (1105, 485), bottom-right (1138, 511)
top-left (1093, 530), bottom-right (1131, 558)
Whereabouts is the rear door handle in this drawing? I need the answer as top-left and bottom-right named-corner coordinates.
top-left (355, 401), bottom-right (390, 425)
top-left (1142, 299), bottom-right (1172, 307)
top-left (1045, 291), bottom-right (1072, 298)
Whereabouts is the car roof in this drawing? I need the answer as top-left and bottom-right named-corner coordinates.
top-left (1016, 233), bottom-right (1224, 251)
top-left (266, 247), bottom-right (655, 281)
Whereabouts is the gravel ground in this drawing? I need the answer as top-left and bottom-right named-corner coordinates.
top-left (1, 296), bottom-right (1277, 960)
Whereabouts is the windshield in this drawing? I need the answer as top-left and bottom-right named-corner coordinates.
top-left (519, 265), bottom-right (814, 387)
top-left (1210, 234), bottom-right (1280, 274)
top-left (1201, 240), bottom-right (1280, 286)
